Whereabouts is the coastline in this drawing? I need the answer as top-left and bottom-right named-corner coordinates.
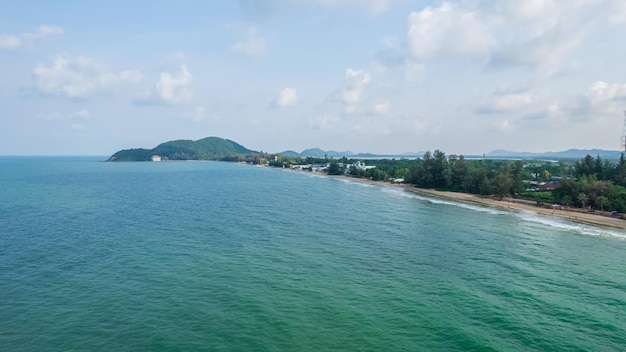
top-left (323, 173), bottom-right (626, 231)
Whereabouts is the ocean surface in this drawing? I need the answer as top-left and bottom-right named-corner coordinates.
top-left (1, 157), bottom-right (625, 351)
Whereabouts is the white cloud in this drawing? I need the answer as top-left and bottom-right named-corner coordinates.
top-left (567, 80), bottom-right (626, 117)
top-left (310, 113), bottom-right (340, 130)
top-left (609, 1), bottom-right (626, 24)
top-left (335, 68), bottom-right (370, 112)
top-left (484, 0), bottom-right (557, 20)
top-left (373, 101), bottom-right (390, 115)
top-left (486, 0), bottom-right (624, 71)
top-left (585, 81), bottom-right (626, 106)
top-left (43, 112), bottom-right (63, 121)
top-left (24, 25), bottom-right (63, 40)
top-left (407, 2), bottom-right (495, 61)
top-left (0, 35), bottom-right (21, 50)
top-left (33, 54), bottom-right (142, 98)
top-left (184, 106), bottom-right (220, 122)
top-left (154, 64), bottom-right (192, 104)
top-left (496, 119), bottom-right (514, 133)
top-left (407, 119), bottom-right (428, 135)
top-left (193, 106), bottom-right (205, 121)
top-left (72, 110), bottom-right (91, 119)
top-left (374, 36), bottom-right (406, 69)
top-left (231, 27), bottom-right (266, 57)
top-left (523, 81), bottom-right (626, 123)
top-left (352, 120), bottom-right (391, 136)
top-left (488, 21), bottom-right (587, 70)
top-left (43, 110), bottom-right (91, 121)
top-left (0, 25), bottom-right (63, 50)
top-left (477, 92), bottom-right (533, 114)
top-left (402, 0), bottom-right (625, 74)
top-left (272, 87), bottom-right (298, 108)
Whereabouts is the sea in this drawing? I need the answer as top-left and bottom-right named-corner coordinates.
top-left (1, 156), bottom-right (625, 351)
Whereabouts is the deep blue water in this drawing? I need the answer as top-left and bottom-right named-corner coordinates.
top-left (1, 157), bottom-right (625, 351)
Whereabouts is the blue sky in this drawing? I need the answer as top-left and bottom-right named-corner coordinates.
top-left (2, 0), bottom-right (626, 155)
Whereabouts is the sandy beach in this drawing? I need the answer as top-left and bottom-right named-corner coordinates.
top-left (324, 174), bottom-right (626, 230)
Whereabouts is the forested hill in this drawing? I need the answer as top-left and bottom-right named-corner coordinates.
top-left (107, 137), bottom-right (256, 161)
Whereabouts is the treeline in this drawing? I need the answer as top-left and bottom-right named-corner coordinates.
top-left (271, 151), bottom-right (626, 213)
top-left (553, 154), bottom-right (626, 212)
top-left (406, 152), bottom-right (626, 212)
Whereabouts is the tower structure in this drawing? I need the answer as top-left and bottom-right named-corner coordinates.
top-left (622, 110), bottom-right (626, 151)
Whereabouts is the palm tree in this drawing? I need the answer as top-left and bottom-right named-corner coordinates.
top-left (578, 192), bottom-right (589, 209)
top-left (596, 196), bottom-right (609, 212)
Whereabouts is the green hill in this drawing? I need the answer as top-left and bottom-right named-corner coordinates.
top-left (107, 137), bottom-right (256, 161)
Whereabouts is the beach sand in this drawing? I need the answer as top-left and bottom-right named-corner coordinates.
top-left (324, 174), bottom-right (626, 230)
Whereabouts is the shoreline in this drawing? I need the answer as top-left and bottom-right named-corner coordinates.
top-left (322, 173), bottom-right (626, 231)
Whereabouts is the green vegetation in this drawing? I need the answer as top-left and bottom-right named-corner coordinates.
top-left (106, 148), bottom-right (154, 161)
top-left (271, 150), bottom-right (626, 213)
top-left (327, 161), bottom-right (343, 175)
top-left (107, 137), bottom-right (260, 162)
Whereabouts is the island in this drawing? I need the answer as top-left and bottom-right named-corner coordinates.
top-left (106, 136), bottom-right (264, 163)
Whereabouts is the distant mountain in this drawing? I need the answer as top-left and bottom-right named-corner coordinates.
top-left (279, 147), bottom-right (624, 160)
top-left (299, 148), bottom-right (329, 157)
top-left (486, 148), bottom-right (624, 160)
top-left (107, 137), bottom-right (256, 161)
top-left (278, 150), bottom-right (300, 157)
top-left (279, 148), bottom-right (423, 158)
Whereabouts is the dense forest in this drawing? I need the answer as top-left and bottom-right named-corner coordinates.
top-left (107, 137), bottom-right (261, 162)
top-left (270, 152), bottom-right (626, 213)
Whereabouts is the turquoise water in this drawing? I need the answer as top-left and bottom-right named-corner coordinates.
top-left (1, 157), bottom-right (625, 351)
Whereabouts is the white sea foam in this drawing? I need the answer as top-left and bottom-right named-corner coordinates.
top-left (417, 194), bottom-right (506, 215)
top-left (515, 211), bottom-right (626, 240)
top-left (335, 178), bottom-right (375, 188)
top-left (297, 173), bottom-right (626, 240)
top-left (395, 189), bottom-right (626, 240)
top-left (381, 187), bottom-right (416, 199)
top-left (379, 187), bottom-right (506, 215)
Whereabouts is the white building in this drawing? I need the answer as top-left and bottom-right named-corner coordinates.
top-left (349, 160), bottom-right (375, 171)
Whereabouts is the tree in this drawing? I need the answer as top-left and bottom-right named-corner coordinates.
top-left (451, 155), bottom-right (469, 191)
top-left (369, 168), bottom-right (387, 181)
top-left (327, 161), bottom-right (342, 175)
top-left (431, 150), bottom-right (450, 188)
top-left (561, 195), bottom-right (572, 207)
top-left (596, 196), bottom-right (609, 211)
top-left (614, 153), bottom-right (626, 187)
top-left (577, 192), bottom-right (589, 209)
top-left (511, 160), bottom-right (525, 196)
top-left (493, 167), bottom-right (513, 200)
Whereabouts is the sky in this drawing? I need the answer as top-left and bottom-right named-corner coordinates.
top-left (2, 0), bottom-right (626, 156)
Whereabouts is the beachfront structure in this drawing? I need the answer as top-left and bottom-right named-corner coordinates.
top-left (151, 155), bottom-right (162, 162)
top-left (291, 163), bottom-right (330, 172)
top-left (348, 160), bottom-right (376, 171)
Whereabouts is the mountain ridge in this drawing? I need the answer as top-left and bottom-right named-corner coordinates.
top-left (108, 136), bottom-right (626, 161)
top-left (107, 137), bottom-right (256, 161)
top-left (486, 148), bottom-right (624, 159)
